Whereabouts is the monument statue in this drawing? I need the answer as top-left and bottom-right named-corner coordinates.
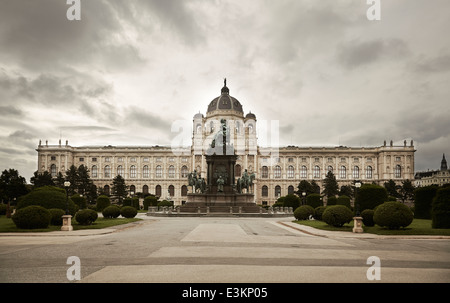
top-left (217, 175), bottom-right (224, 193)
top-left (236, 169), bottom-right (256, 194)
top-left (208, 118), bottom-right (234, 155)
top-left (188, 170), bottom-right (206, 193)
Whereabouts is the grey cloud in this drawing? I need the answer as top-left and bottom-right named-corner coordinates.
top-left (0, 106), bottom-right (23, 116)
top-left (414, 54), bottom-right (450, 73)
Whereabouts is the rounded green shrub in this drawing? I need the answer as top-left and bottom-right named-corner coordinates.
top-left (314, 206), bottom-right (326, 220)
top-left (306, 194), bottom-right (322, 208)
top-left (96, 195), bottom-right (111, 212)
top-left (71, 194), bottom-right (87, 209)
top-left (143, 196), bottom-right (158, 210)
top-left (282, 194), bottom-right (301, 209)
top-left (294, 205), bottom-right (315, 220)
top-left (102, 205), bottom-right (121, 219)
top-left (322, 205), bottom-right (353, 227)
top-left (414, 185), bottom-right (438, 219)
top-left (357, 184), bottom-right (388, 212)
top-left (373, 202), bottom-right (414, 229)
top-left (16, 186), bottom-right (78, 215)
top-left (48, 208), bottom-right (66, 225)
top-left (120, 206), bottom-right (137, 218)
top-left (326, 196), bottom-right (337, 206)
top-left (431, 187), bottom-right (450, 229)
top-left (337, 195), bottom-right (351, 209)
top-left (157, 200), bottom-right (173, 208)
top-left (0, 203), bottom-right (7, 215)
top-left (12, 205), bottom-right (51, 229)
top-left (361, 209), bottom-right (375, 227)
top-left (75, 209), bottom-right (98, 225)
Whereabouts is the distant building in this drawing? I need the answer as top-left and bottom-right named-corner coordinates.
top-left (415, 154), bottom-right (450, 187)
top-left (36, 80), bottom-right (416, 205)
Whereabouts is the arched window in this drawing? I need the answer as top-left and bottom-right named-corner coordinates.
top-left (143, 165), bottom-right (149, 178)
top-left (156, 165), bottom-right (162, 178)
top-left (366, 166), bottom-right (373, 179)
top-left (168, 165), bottom-right (175, 178)
top-left (129, 185), bottom-right (136, 195)
top-left (92, 165), bottom-right (98, 178)
top-left (130, 165), bottom-right (137, 178)
top-left (143, 185), bottom-right (149, 195)
top-left (168, 185), bottom-right (175, 197)
top-left (274, 165), bottom-right (281, 178)
top-left (275, 185), bottom-right (281, 198)
top-left (196, 124), bottom-right (202, 134)
top-left (313, 166), bottom-right (320, 179)
top-left (235, 164), bottom-right (241, 177)
top-left (181, 185), bottom-right (188, 196)
top-left (117, 165), bottom-right (124, 177)
top-left (353, 166), bottom-right (359, 179)
top-left (339, 166), bottom-right (346, 179)
top-left (103, 185), bottom-right (110, 196)
top-left (287, 166), bottom-right (294, 178)
top-left (395, 165), bottom-right (402, 178)
top-left (288, 185), bottom-right (295, 195)
top-left (261, 166), bottom-right (268, 178)
top-left (181, 166), bottom-right (189, 178)
top-left (155, 185), bottom-right (161, 197)
top-left (262, 185), bottom-right (268, 197)
top-left (300, 166), bottom-right (307, 179)
top-left (104, 165), bottom-right (111, 178)
top-left (50, 164), bottom-right (57, 178)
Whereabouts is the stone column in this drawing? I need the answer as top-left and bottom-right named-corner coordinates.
top-left (352, 216), bottom-right (364, 233)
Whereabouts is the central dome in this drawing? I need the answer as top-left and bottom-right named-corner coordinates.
top-left (207, 79), bottom-right (243, 116)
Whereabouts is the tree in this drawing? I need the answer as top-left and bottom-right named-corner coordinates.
top-left (357, 184), bottom-right (388, 212)
top-left (0, 169), bottom-right (29, 204)
top-left (65, 165), bottom-right (79, 195)
top-left (384, 179), bottom-right (400, 199)
top-left (339, 185), bottom-right (353, 197)
top-left (30, 171), bottom-right (55, 188)
top-left (77, 165), bottom-right (93, 195)
top-left (111, 175), bottom-right (128, 203)
top-left (322, 171), bottom-right (339, 198)
top-left (296, 180), bottom-right (314, 196)
top-left (54, 172), bottom-right (66, 188)
top-left (399, 179), bottom-right (415, 203)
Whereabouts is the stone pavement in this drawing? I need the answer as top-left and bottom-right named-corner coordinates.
top-left (1, 214), bottom-right (449, 283)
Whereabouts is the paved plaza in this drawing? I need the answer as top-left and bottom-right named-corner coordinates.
top-left (0, 214), bottom-right (449, 283)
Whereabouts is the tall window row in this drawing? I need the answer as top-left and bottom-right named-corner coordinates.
top-left (102, 184), bottom-right (189, 197)
top-left (259, 165), bottom-right (374, 179)
top-left (91, 165), bottom-right (190, 179)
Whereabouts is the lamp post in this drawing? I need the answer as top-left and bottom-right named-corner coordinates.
top-left (354, 181), bottom-right (362, 216)
top-left (352, 181), bottom-right (363, 233)
top-left (61, 181), bottom-right (73, 231)
top-left (302, 191), bottom-right (306, 206)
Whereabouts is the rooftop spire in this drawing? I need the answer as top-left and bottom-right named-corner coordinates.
top-left (441, 153), bottom-right (448, 171)
top-left (221, 77), bottom-right (229, 95)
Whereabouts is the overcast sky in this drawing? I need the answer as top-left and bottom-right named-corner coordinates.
top-left (0, 0), bottom-right (449, 182)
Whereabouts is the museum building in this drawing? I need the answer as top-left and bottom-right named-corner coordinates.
top-left (36, 81), bottom-right (416, 205)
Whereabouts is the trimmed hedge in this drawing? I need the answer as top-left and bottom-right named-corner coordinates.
top-left (49, 208), bottom-right (65, 225)
top-left (356, 184), bottom-right (388, 212)
top-left (282, 194), bottom-right (301, 209)
top-left (414, 185), bottom-right (438, 219)
top-left (143, 196), bottom-right (158, 210)
top-left (16, 186), bottom-right (78, 215)
top-left (337, 195), bottom-right (351, 209)
top-left (314, 206), bottom-right (326, 220)
top-left (361, 209), bottom-right (375, 227)
top-left (431, 187), bottom-right (450, 229)
top-left (322, 205), bottom-right (353, 227)
top-left (120, 206), bottom-right (137, 218)
top-left (373, 202), bottom-right (414, 229)
top-left (71, 194), bottom-right (87, 209)
top-left (326, 196), bottom-right (337, 206)
top-left (75, 209), bottom-right (98, 225)
top-left (96, 195), bottom-right (111, 212)
top-left (12, 205), bottom-right (51, 229)
top-left (294, 205), bottom-right (315, 220)
top-left (157, 200), bottom-right (173, 208)
top-left (102, 205), bottom-right (121, 219)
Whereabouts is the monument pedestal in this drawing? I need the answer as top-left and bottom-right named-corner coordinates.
top-left (352, 216), bottom-right (364, 233)
top-left (61, 215), bottom-right (73, 231)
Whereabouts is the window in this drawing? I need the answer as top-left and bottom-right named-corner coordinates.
top-left (168, 165), bottom-right (175, 178)
top-left (168, 185), bottom-right (175, 197)
top-left (105, 157), bottom-right (111, 162)
top-left (274, 165), bottom-right (281, 178)
top-left (261, 166), bottom-right (268, 178)
top-left (118, 157), bottom-right (123, 162)
top-left (396, 157), bottom-right (401, 162)
top-left (300, 166), bottom-right (307, 178)
top-left (301, 157), bottom-right (306, 162)
top-left (313, 166), bottom-right (320, 179)
top-left (143, 165), bottom-right (149, 178)
top-left (92, 157), bottom-right (97, 162)
top-left (104, 165), bottom-right (111, 178)
top-left (130, 165), bottom-right (137, 178)
top-left (366, 166), bottom-right (373, 179)
top-left (327, 157), bottom-right (333, 162)
top-left (50, 164), bottom-right (57, 177)
top-left (275, 185), bottom-right (281, 198)
top-left (288, 185), bottom-right (294, 195)
top-left (103, 185), bottom-right (110, 196)
top-left (235, 164), bottom-right (242, 177)
top-left (287, 166), bottom-right (294, 178)
top-left (117, 165), bottom-right (124, 176)
top-left (339, 166), bottom-right (346, 179)
top-left (79, 157), bottom-right (84, 162)
top-left (92, 165), bottom-right (98, 178)
top-left (50, 156), bottom-right (56, 161)
top-left (181, 185), bottom-right (188, 196)
top-left (353, 166), bottom-right (359, 179)
top-left (130, 157), bottom-right (136, 162)
top-left (143, 185), bottom-right (149, 195)
top-left (288, 157), bottom-right (294, 163)
top-left (143, 157), bottom-right (149, 162)
top-left (314, 157), bottom-right (320, 162)
top-left (262, 185), bottom-right (268, 197)
top-left (156, 165), bottom-right (162, 178)
top-left (340, 157), bottom-right (346, 162)
top-left (181, 166), bottom-right (189, 178)
top-left (395, 165), bottom-right (402, 178)
top-left (155, 185), bottom-right (162, 197)
top-left (129, 185), bottom-right (136, 194)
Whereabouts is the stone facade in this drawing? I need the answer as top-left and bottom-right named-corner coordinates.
top-left (36, 81), bottom-right (416, 206)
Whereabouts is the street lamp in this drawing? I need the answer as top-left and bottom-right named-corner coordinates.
top-left (354, 181), bottom-right (362, 216)
top-left (64, 181), bottom-right (71, 215)
top-left (302, 191), bottom-right (306, 205)
top-left (61, 181), bottom-right (73, 231)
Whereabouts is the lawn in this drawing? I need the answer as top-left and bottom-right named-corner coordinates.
top-left (294, 218), bottom-right (450, 236)
top-left (0, 216), bottom-right (141, 233)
